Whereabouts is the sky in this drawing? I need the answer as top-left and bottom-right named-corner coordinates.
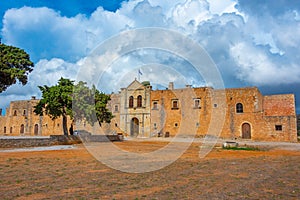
top-left (0, 0), bottom-right (300, 113)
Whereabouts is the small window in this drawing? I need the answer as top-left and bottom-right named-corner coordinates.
top-left (174, 123), bottom-right (178, 127)
top-left (10, 127), bottom-right (13, 134)
top-left (152, 101), bottom-right (158, 110)
top-left (236, 103), bottom-right (243, 113)
top-left (172, 99), bottom-right (179, 109)
top-left (275, 125), bottom-right (282, 131)
top-left (114, 105), bottom-right (119, 112)
top-left (4, 126), bottom-right (6, 134)
top-left (196, 122), bottom-right (200, 127)
top-left (154, 123), bottom-right (157, 129)
top-left (137, 95), bottom-right (142, 107)
top-left (194, 98), bottom-right (201, 108)
top-left (115, 123), bottom-right (118, 127)
top-left (214, 104), bottom-right (218, 108)
top-left (23, 110), bottom-right (26, 116)
top-left (13, 110), bottom-right (17, 116)
top-left (20, 124), bottom-right (24, 134)
top-left (129, 96), bottom-right (134, 108)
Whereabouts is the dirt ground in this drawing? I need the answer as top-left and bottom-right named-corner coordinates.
top-left (0, 141), bottom-right (300, 200)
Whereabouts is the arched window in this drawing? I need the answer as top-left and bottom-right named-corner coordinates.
top-left (13, 110), bottom-right (17, 116)
top-left (114, 105), bottom-right (119, 112)
top-left (34, 124), bottom-right (39, 135)
top-left (236, 103), bottom-right (243, 113)
top-left (20, 124), bottom-right (24, 134)
top-left (129, 96), bottom-right (134, 108)
top-left (137, 95), bottom-right (142, 107)
top-left (153, 101), bottom-right (158, 110)
top-left (4, 126), bottom-right (6, 134)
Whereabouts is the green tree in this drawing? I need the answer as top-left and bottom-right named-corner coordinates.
top-left (0, 43), bottom-right (34, 93)
top-left (34, 78), bottom-right (113, 135)
top-left (34, 78), bottom-right (74, 135)
top-left (72, 81), bottom-right (113, 126)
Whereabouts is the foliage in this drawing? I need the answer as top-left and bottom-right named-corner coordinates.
top-left (0, 43), bottom-right (34, 93)
top-left (72, 81), bottom-right (113, 126)
top-left (34, 78), bottom-right (113, 135)
top-left (34, 78), bottom-right (74, 135)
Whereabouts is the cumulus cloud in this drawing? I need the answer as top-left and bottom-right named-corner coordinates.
top-left (230, 42), bottom-right (300, 85)
top-left (0, 58), bottom-right (79, 111)
top-left (1, 0), bottom-right (300, 111)
top-left (2, 7), bottom-right (89, 62)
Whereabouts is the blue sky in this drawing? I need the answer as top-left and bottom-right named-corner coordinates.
top-left (0, 0), bottom-right (300, 113)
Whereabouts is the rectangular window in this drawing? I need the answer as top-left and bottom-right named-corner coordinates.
top-left (114, 105), bottom-right (119, 112)
top-left (172, 99), bottom-right (179, 109)
top-left (275, 125), bottom-right (282, 131)
top-left (152, 101), bottom-right (158, 110)
top-left (194, 98), bottom-right (201, 108)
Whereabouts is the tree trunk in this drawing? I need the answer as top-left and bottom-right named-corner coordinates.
top-left (62, 113), bottom-right (68, 135)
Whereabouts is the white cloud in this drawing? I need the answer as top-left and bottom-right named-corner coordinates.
top-left (1, 0), bottom-right (300, 108)
top-left (171, 0), bottom-right (211, 31)
top-left (0, 58), bottom-right (79, 112)
top-left (230, 42), bottom-right (300, 85)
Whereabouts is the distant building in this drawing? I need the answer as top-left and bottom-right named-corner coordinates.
top-left (0, 96), bottom-right (67, 136)
top-left (0, 80), bottom-right (297, 142)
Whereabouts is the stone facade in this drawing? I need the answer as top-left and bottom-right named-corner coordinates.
top-left (0, 80), bottom-right (297, 142)
top-left (107, 80), bottom-right (297, 142)
top-left (0, 96), bottom-right (68, 136)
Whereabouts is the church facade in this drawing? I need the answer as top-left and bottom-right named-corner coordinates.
top-left (0, 79), bottom-right (298, 142)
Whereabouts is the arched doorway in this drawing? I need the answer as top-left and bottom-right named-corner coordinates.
top-left (20, 124), bottom-right (24, 134)
top-left (242, 123), bottom-right (251, 139)
top-left (34, 124), bottom-right (39, 136)
top-left (130, 118), bottom-right (139, 137)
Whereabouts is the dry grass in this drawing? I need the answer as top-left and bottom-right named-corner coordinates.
top-left (0, 141), bottom-right (300, 199)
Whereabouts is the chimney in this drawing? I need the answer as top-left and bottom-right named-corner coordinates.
top-left (31, 96), bottom-right (36, 100)
top-left (168, 82), bottom-right (174, 90)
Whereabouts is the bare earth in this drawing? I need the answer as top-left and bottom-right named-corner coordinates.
top-left (0, 140), bottom-right (300, 200)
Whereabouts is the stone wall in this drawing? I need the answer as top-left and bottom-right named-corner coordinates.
top-left (0, 135), bottom-right (123, 148)
top-left (0, 98), bottom-right (71, 136)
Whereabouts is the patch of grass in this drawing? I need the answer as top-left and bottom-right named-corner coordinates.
top-left (222, 146), bottom-right (259, 151)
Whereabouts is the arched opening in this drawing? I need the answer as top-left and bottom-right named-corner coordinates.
top-left (242, 123), bottom-right (251, 139)
top-left (34, 124), bottom-right (39, 135)
top-left (13, 110), bottom-right (17, 116)
top-left (4, 126), bottom-right (6, 134)
top-left (129, 96), bottom-right (134, 108)
top-left (130, 117), bottom-right (139, 137)
top-left (20, 124), bottom-right (24, 134)
top-left (137, 95), bottom-right (142, 107)
top-left (236, 103), bottom-right (243, 113)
